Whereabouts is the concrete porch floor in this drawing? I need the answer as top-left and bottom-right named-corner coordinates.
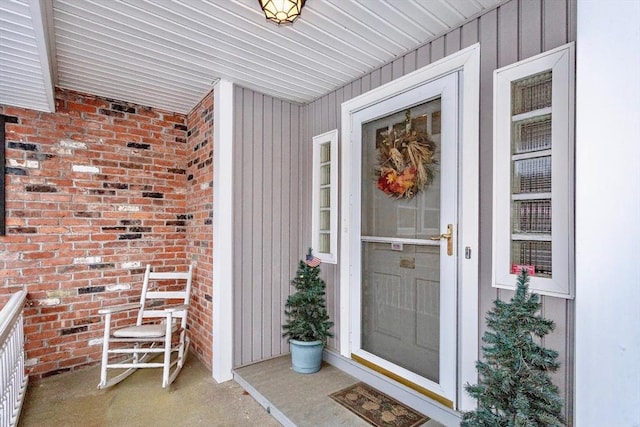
top-left (18, 355), bottom-right (279, 427)
top-left (18, 354), bottom-right (445, 427)
top-left (234, 355), bottom-right (445, 427)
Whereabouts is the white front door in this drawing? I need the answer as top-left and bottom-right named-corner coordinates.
top-left (346, 72), bottom-right (458, 407)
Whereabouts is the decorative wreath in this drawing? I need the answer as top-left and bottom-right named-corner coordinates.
top-left (376, 111), bottom-right (438, 200)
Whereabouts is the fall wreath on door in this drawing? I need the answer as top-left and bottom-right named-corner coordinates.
top-left (375, 111), bottom-right (438, 200)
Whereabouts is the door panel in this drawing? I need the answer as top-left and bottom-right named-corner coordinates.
top-left (362, 243), bottom-right (440, 383)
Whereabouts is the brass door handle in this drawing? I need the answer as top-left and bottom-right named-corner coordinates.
top-left (430, 224), bottom-right (453, 256)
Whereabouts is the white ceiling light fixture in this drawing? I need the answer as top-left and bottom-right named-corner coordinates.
top-left (258, 0), bottom-right (306, 25)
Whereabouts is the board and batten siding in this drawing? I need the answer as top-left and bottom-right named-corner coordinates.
top-left (232, 86), bottom-right (309, 367)
top-left (232, 0), bottom-right (575, 420)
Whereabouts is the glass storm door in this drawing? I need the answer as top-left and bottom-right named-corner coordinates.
top-left (349, 73), bottom-right (458, 407)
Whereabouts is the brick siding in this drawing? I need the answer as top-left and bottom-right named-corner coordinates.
top-left (185, 90), bottom-right (214, 370)
top-left (0, 88), bottom-right (214, 378)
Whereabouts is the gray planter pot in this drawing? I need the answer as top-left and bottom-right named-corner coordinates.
top-left (289, 339), bottom-right (324, 374)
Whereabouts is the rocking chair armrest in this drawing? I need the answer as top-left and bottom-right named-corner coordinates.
top-left (164, 304), bottom-right (189, 313)
top-left (98, 303), bottom-right (140, 315)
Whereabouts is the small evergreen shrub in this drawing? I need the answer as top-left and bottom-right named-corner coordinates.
top-left (462, 270), bottom-right (564, 426)
top-left (282, 249), bottom-right (334, 344)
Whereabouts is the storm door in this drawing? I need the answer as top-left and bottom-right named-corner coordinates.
top-left (348, 72), bottom-right (459, 407)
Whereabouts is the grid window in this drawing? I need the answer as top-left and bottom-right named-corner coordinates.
top-left (312, 129), bottom-right (338, 263)
top-left (493, 43), bottom-right (574, 298)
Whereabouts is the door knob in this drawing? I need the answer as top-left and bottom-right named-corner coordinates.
top-left (430, 224), bottom-right (453, 256)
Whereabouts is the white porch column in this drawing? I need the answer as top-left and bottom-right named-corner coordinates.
top-left (575, 1), bottom-right (640, 425)
top-left (212, 79), bottom-right (234, 382)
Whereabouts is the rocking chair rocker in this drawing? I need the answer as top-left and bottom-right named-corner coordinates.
top-left (98, 263), bottom-right (193, 389)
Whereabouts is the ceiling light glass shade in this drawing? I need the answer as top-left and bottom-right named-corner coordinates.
top-left (258, 0), bottom-right (306, 25)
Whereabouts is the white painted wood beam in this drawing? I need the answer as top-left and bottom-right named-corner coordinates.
top-left (29, 0), bottom-right (56, 112)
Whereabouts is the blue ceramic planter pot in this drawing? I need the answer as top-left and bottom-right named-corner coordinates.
top-left (289, 339), bottom-right (324, 374)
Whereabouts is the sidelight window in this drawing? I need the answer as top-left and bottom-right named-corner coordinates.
top-left (312, 129), bottom-right (338, 263)
top-left (493, 43), bottom-right (575, 298)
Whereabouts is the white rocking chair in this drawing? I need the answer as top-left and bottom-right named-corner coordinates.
top-left (98, 263), bottom-right (193, 389)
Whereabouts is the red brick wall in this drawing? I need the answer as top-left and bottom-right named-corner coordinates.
top-left (184, 91), bottom-right (214, 369)
top-left (0, 89), bottom-right (193, 378)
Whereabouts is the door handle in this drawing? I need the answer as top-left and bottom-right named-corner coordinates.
top-left (430, 224), bottom-right (453, 256)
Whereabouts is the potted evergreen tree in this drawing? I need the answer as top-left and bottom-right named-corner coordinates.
top-left (462, 269), bottom-right (564, 426)
top-left (282, 249), bottom-right (334, 374)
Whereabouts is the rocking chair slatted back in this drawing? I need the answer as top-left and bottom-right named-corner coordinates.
top-left (136, 265), bottom-right (193, 327)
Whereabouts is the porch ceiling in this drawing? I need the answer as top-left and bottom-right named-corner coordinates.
top-left (1, 0), bottom-right (502, 114)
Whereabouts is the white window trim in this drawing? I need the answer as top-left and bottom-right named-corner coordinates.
top-left (311, 129), bottom-right (338, 264)
top-left (492, 43), bottom-right (575, 299)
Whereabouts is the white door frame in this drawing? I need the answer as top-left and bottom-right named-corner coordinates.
top-left (339, 44), bottom-right (480, 411)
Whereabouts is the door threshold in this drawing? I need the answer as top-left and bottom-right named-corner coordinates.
top-left (324, 350), bottom-right (461, 427)
top-left (350, 353), bottom-right (453, 409)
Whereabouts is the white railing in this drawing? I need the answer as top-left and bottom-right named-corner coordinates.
top-left (1, 291), bottom-right (28, 427)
